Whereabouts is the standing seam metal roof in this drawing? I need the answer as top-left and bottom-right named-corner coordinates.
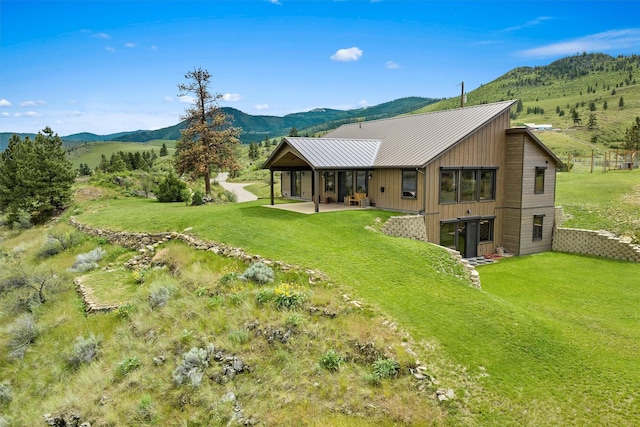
top-left (264, 100), bottom-right (517, 169)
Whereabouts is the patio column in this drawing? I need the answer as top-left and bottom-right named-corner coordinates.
top-left (314, 169), bottom-right (320, 213)
top-left (270, 169), bottom-right (274, 205)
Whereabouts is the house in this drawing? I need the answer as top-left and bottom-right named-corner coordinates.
top-left (262, 100), bottom-right (563, 257)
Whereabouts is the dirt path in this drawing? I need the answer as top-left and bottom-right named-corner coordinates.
top-left (216, 172), bottom-right (258, 202)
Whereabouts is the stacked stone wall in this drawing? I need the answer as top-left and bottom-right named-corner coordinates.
top-left (381, 215), bottom-right (427, 242)
top-left (552, 227), bottom-right (640, 262)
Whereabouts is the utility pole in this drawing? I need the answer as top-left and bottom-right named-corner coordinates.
top-left (460, 81), bottom-right (465, 107)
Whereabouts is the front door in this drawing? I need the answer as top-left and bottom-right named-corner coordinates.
top-left (464, 220), bottom-right (478, 258)
top-left (291, 171), bottom-right (302, 198)
top-left (337, 171), bottom-right (354, 203)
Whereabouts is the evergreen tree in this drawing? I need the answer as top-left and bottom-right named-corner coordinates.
top-left (619, 96), bottom-right (625, 109)
top-left (571, 109), bottom-right (581, 124)
top-left (288, 127), bottom-right (299, 137)
top-left (0, 127), bottom-right (75, 224)
top-left (603, 100), bottom-right (608, 110)
top-left (159, 143), bottom-right (168, 157)
top-left (587, 113), bottom-right (598, 130)
top-left (175, 68), bottom-right (241, 195)
top-left (623, 117), bottom-right (640, 151)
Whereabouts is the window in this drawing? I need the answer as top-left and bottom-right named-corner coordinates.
top-left (439, 170), bottom-right (457, 203)
top-left (479, 218), bottom-right (494, 242)
top-left (535, 167), bottom-right (546, 194)
top-left (440, 222), bottom-right (457, 248)
top-left (324, 172), bottom-right (335, 193)
top-left (402, 170), bottom-right (417, 199)
top-left (440, 168), bottom-right (496, 203)
top-left (533, 215), bottom-right (544, 241)
top-left (356, 171), bottom-right (368, 193)
top-left (479, 170), bottom-right (495, 200)
top-left (460, 170), bottom-right (478, 202)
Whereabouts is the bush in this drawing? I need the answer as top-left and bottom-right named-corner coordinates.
top-left (372, 357), bottom-right (399, 380)
top-left (69, 247), bottom-right (106, 272)
top-left (117, 356), bottom-right (142, 378)
top-left (0, 381), bottom-right (12, 404)
top-left (149, 287), bottom-right (172, 309)
top-left (239, 262), bottom-right (274, 285)
top-left (156, 172), bottom-right (187, 203)
top-left (192, 189), bottom-right (205, 206)
top-left (113, 303), bottom-right (136, 319)
top-left (274, 282), bottom-right (306, 310)
top-left (7, 314), bottom-right (37, 359)
top-left (223, 190), bottom-right (237, 203)
top-left (68, 334), bottom-right (100, 368)
top-left (38, 231), bottom-right (82, 258)
top-left (319, 350), bottom-right (342, 372)
top-left (172, 345), bottom-right (214, 388)
top-left (11, 210), bottom-right (32, 230)
top-left (256, 287), bottom-right (275, 304)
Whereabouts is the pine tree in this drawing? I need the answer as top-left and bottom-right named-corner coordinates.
top-left (623, 117), bottom-right (640, 151)
top-left (619, 96), bottom-right (625, 109)
top-left (159, 143), bottom-right (168, 157)
top-left (175, 68), bottom-right (241, 195)
top-left (0, 127), bottom-right (75, 223)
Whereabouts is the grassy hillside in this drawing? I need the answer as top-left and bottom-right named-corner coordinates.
top-left (416, 53), bottom-right (640, 156)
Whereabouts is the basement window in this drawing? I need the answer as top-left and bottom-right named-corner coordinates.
top-left (533, 215), bottom-right (544, 241)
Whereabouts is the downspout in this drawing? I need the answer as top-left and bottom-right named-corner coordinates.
top-left (270, 169), bottom-right (274, 206)
top-left (314, 169), bottom-right (320, 213)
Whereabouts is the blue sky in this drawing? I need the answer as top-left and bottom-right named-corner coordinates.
top-left (1, 0), bottom-right (639, 136)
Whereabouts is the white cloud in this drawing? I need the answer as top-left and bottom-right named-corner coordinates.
top-left (1, 112), bottom-right (9, 117)
top-left (105, 46), bottom-right (116, 53)
top-left (0, 99), bottom-right (11, 107)
top-left (164, 96), bottom-right (174, 102)
top-left (125, 42), bottom-right (136, 48)
top-left (254, 104), bottom-right (270, 111)
top-left (519, 29), bottom-right (640, 58)
top-left (178, 95), bottom-right (196, 104)
top-left (65, 111), bottom-right (82, 117)
top-left (15, 111), bottom-right (42, 118)
top-left (20, 100), bottom-right (45, 107)
top-left (222, 93), bottom-right (243, 102)
top-left (268, 0), bottom-right (281, 5)
top-left (66, 100), bottom-right (77, 105)
top-left (385, 61), bottom-right (399, 69)
top-left (151, 45), bottom-right (158, 50)
top-left (503, 16), bottom-right (552, 33)
top-left (93, 32), bottom-right (111, 39)
top-left (330, 47), bottom-right (363, 62)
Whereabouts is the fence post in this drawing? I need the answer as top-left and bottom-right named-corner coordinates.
top-left (591, 150), bottom-right (594, 173)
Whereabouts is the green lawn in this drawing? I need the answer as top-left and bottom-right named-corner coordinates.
top-left (556, 168), bottom-right (640, 241)
top-left (73, 196), bottom-right (640, 425)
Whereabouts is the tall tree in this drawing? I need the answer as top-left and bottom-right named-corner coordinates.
top-left (159, 143), bottom-right (168, 157)
top-left (623, 117), bottom-right (640, 151)
top-left (0, 127), bottom-right (75, 223)
top-left (288, 127), bottom-right (299, 137)
top-left (175, 68), bottom-right (241, 195)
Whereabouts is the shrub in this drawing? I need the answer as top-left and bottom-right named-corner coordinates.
top-left (228, 329), bottom-right (249, 345)
top-left (285, 313), bottom-right (303, 328)
top-left (69, 247), bottom-right (106, 272)
top-left (256, 287), bottom-right (275, 304)
top-left (68, 334), bottom-right (100, 368)
top-left (192, 189), bottom-right (205, 206)
top-left (180, 187), bottom-right (193, 205)
top-left (117, 356), bottom-right (142, 378)
top-left (149, 287), bottom-right (172, 309)
top-left (172, 345), bottom-right (214, 388)
top-left (132, 269), bottom-right (147, 284)
top-left (274, 282), bottom-right (306, 310)
top-left (0, 381), bottom-right (12, 404)
top-left (319, 350), bottom-right (342, 372)
top-left (7, 314), bottom-right (37, 359)
top-left (218, 272), bottom-right (237, 286)
top-left (12, 210), bottom-right (32, 230)
top-left (372, 357), bottom-right (399, 380)
top-left (156, 172), bottom-right (187, 203)
top-left (239, 262), bottom-right (274, 285)
top-left (223, 190), bottom-right (237, 203)
top-left (113, 303), bottom-right (136, 319)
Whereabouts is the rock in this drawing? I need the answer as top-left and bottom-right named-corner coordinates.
top-left (153, 355), bottom-right (166, 366)
top-left (221, 392), bottom-right (236, 403)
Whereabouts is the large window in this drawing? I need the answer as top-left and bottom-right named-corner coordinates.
top-left (402, 170), bottom-right (417, 199)
top-left (440, 222), bottom-right (457, 248)
top-left (324, 172), bottom-right (335, 193)
top-left (535, 167), bottom-right (546, 194)
top-left (439, 170), bottom-right (458, 203)
top-left (533, 215), bottom-right (544, 241)
top-left (440, 168), bottom-right (496, 203)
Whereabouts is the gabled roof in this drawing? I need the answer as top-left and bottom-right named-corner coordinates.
top-left (263, 100), bottom-right (517, 170)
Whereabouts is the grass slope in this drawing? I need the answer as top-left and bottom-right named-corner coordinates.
top-left (68, 189), bottom-right (640, 425)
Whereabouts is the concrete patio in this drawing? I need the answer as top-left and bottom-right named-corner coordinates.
top-left (262, 201), bottom-right (371, 214)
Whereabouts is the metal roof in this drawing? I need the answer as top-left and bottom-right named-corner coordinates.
top-left (263, 100), bottom-right (518, 170)
top-left (326, 100), bottom-right (517, 167)
top-left (279, 137), bottom-right (381, 169)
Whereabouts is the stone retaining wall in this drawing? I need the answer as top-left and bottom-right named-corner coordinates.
top-left (381, 215), bottom-right (428, 242)
top-left (552, 207), bottom-right (640, 262)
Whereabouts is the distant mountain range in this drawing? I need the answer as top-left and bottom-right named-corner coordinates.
top-left (0, 97), bottom-right (438, 151)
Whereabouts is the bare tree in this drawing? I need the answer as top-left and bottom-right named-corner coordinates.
top-left (175, 68), bottom-right (241, 195)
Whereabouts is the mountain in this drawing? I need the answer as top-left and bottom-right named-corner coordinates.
top-left (414, 53), bottom-right (640, 152)
top-left (109, 96), bottom-right (439, 144)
